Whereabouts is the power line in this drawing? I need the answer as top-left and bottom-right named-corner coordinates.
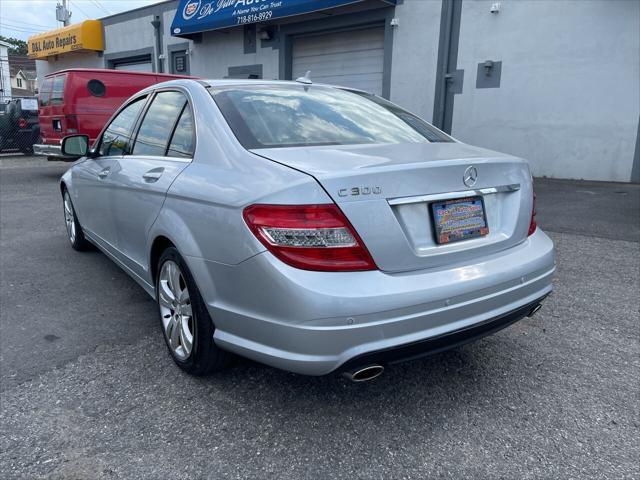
top-left (0, 24), bottom-right (45, 34)
top-left (0, 18), bottom-right (57, 30)
top-left (69, 0), bottom-right (92, 20)
top-left (90, 0), bottom-right (111, 15)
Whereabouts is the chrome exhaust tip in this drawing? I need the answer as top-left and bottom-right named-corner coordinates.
top-left (342, 365), bottom-right (385, 382)
top-left (527, 303), bottom-right (543, 317)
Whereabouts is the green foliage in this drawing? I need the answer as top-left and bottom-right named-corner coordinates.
top-left (0, 36), bottom-right (28, 55)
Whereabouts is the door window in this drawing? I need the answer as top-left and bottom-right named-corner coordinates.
top-left (167, 105), bottom-right (194, 158)
top-left (50, 74), bottom-right (66, 106)
top-left (132, 91), bottom-right (187, 156)
top-left (98, 96), bottom-right (147, 157)
top-left (39, 78), bottom-right (53, 107)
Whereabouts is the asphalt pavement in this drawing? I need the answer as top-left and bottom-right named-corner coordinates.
top-left (1, 155), bottom-right (638, 479)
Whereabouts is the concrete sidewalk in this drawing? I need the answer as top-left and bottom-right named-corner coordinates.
top-left (534, 177), bottom-right (639, 242)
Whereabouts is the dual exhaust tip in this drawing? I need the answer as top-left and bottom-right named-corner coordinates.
top-left (342, 364), bottom-right (385, 382)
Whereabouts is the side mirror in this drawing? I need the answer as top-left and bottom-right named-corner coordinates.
top-left (61, 134), bottom-right (89, 157)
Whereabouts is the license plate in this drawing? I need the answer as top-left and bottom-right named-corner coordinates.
top-left (431, 196), bottom-right (489, 244)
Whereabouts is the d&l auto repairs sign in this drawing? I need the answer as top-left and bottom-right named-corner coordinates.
top-left (28, 20), bottom-right (104, 59)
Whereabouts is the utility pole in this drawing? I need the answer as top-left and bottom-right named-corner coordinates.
top-left (63, 0), bottom-right (69, 26)
top-left (56, 0), bottom-right (72, 26)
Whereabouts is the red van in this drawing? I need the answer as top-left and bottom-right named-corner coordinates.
top-left (34, 68), bottom-right (192, 159)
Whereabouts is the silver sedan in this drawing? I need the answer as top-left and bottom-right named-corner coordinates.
top-left (60, 79), bottom-right (555, 381)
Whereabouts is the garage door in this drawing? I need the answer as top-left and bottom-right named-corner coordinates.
top-left (292, 27), bottom-right (384, 95)
top-left (114, 61), bottom-right (153, 73)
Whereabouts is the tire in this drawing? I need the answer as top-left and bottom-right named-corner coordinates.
top-left (156, 247), bottom-right (230, 375)
top-left (62, 188), bottom-right (92, 251)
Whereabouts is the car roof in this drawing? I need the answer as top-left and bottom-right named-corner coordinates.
top-left (205, 79), bottom-right (310, 87)
top-left (203, 79), bottom-right (364, 91)
top-left (153, 78), bottom-right (367, 93)
top-left (131, 78), bottom-right (370, 100)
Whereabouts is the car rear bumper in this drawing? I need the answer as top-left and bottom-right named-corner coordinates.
top-left (34, 143), bottom-right (62, 157)
top-left (187, 228), bottom-right (555, 376)
top-left (337, 295), bottom-right (547, 373)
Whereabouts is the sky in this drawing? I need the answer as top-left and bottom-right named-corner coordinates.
top-left (0, 0), bottom-right (164, 41)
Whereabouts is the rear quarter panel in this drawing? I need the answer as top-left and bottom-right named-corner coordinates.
top-left (152, 158), bottom-right (331, 268)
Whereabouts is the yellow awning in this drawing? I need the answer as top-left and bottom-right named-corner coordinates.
top-left (28, 20), bottom-right (104, 59)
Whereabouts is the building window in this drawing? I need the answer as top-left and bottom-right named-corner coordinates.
top-left (17, 77), bottom-right (22, 88)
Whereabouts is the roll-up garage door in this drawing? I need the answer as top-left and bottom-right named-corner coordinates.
top-left (292, 27), bottom-right (384, 95)
top-left (114, 61), bottom-right (153, 73)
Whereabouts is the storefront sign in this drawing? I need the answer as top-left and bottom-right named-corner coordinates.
top-left (28, 20), bottom-right (104, 59)
top-left (171, 0), bottom-right (395, 36)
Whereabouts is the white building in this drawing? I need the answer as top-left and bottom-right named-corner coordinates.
top-left (10, 61), bottom-right (38, 97)
top-left (0, 40), bottom-right (12, 102)
top-left (31, 0), bottom-right (640, 182)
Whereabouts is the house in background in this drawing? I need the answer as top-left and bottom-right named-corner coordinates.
top-left (9, 57), bottom-right (37, 97)
top-left (0, 40), bottom-right (12, 102)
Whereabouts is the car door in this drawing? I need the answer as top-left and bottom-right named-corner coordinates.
top-left (108, 90), bottom-right (194, 281)
top-left (72, 95), bottom-right (148, 249)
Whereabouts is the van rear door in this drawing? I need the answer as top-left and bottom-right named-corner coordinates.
top-left (37, 77), bottom-right (54, 145)
top-left (48, 74), bottom-right (69, 141)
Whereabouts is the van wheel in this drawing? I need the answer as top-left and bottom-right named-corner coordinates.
top-left (63, 189), bottom-right (91, 251)
top-left (156, 247), bottom-right (230, 375)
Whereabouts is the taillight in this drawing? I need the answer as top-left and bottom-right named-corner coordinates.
top-left (528, 191), bottom-right (537, 236)
top-left (243, 204), bottom-right (377, 272)
top-left (65, 114), bottom-right (78, 133)
top-left (18, 117), bottom-right (27, 129)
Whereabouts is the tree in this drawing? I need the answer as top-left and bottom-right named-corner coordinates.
top-left (0, 36), bottom-right (28, 55)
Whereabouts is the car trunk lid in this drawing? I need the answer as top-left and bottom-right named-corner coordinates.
top-left (252, 142), bottom-right (534, 273)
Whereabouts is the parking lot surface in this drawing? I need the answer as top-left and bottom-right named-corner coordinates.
top-left (1, 155), bottom-right (639, 479)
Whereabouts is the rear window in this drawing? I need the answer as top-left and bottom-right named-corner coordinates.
top-left (87, 79), bottom-right (106, 97)
top-left (20, 98), bottom-right (39, 112)
top-left (132, 91), bottom-right (187, 157)
top-left (209, 85), bottom-right (452, 149)
top-left (50, 74), bottom-right (66, 106)
top-left (39, 78), bottom-right (53, 107)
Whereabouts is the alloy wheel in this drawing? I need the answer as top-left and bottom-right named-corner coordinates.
top-left (158, 260), bottom-right (194, 360)
top-left (63, 191), bottom-right (76, 244)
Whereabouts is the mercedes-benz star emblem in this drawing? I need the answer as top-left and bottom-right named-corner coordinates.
top-left (463, 166), bottom-right (478, 187)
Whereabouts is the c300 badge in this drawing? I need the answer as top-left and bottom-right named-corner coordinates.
top-left (338, 186), bottom-right (382, 197)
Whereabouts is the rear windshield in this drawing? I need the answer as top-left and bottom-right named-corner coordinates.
top-left (209, 85), bottom-right (452, 149)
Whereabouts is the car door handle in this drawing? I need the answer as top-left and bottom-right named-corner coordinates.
top-left (98, 167), bottom-right (111, 179)
top-left (142, 168), bottom-right (164, 182)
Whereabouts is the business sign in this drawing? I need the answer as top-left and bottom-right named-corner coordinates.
top-left (171, 0), bottom-right (395, 36)
top-left (28, 20), bottom-right (104, 59)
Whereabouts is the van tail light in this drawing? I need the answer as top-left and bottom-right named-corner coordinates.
top-left (243, 204), bottom-right (377, 272)
top-left (18, 117), bottom-right (27, 129)
top-left (65, 114), bottom-right (78, 133)
top-left (528, 191), bottom-right (537, 236)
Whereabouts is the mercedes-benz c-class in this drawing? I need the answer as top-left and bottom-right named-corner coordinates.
top-left (60, 79), bottom-right (555, 381)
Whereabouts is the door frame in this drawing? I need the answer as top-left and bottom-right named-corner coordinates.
top-left (105, 47), bottom-right (155, 72)
top-left (168, 42), bottom-right (191, 75)
top-left (432, 0), bottom-right (463, 134)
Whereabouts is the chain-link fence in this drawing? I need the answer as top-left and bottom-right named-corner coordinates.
top-left (0, 97), bottom-right (40, 155)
